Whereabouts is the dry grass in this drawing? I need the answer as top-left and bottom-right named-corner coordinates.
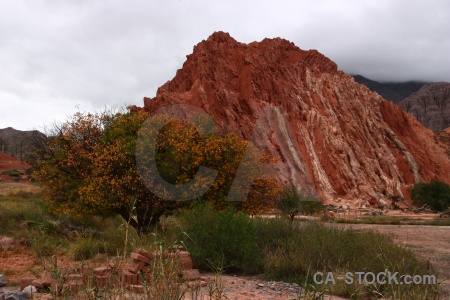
top-left (0, 182), bottom-right (41, 195)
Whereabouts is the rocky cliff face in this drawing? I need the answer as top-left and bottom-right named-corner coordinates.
top-left (0, 127), bottom-right (46, 162)
top-left (399, 83), bottom-right (450, 131)
top-left (137, 32), bottom-right (450, 207)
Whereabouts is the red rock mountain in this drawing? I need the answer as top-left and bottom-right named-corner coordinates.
top-left (137, 32), bottom-right (450, 207)
top-left (0, 151), bottom-right (31, 173)
top-left (399, 82), bottom-right (450, 131)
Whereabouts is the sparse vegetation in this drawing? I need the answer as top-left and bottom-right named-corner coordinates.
top-left (0, 190), bottom-right (137, 258)
top-left (0, 188), bottom-right (444, 299)
top-left (173, 203), bottom-right (441, 298)
top-left (336, 215), bottom-right (450, 226)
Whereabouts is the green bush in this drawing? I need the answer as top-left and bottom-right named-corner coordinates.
top-left (176, 204), bottom-right (436, 298)
top-left (278, 185), bottom-right (324, 223)
top-left (177, 203), bottom-right (259, 273)
top-left (260, 221), bottom-right (426, 281)
top-left (0, 193), bottom-right (134, 257)
top-left (26, 231), bottom-right (64, 257)
top-left (0, 191), bottom-right (438, 299)
top-left (257, 220), bottom-right (435, 298)
top-left (176, 203), bottom-right (430, 287)
top-left (411, 179), bottom-right (450, 212)
top-left (70, 237), bottom-right (106, 260)
top-left (1, 169), bottom-right (23, 177)
top-left (0, 196), bottom-right (50, 232)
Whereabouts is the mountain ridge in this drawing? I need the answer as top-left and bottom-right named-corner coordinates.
top-left (134, 31), bottom-right (450, 208)
top-left (352, 75), bottom-right (427, 104)
top-left (399, 82), bottom-right (450, 131)
top-left (0, 127), bottom-right (46, 163)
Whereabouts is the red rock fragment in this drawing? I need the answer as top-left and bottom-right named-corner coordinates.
top-left (127, 284), bottom-right (145, 294)
top-left (93, 266), bottom-right (112, 277)
top-left (130, 252), bottom-right (150, 264)
top-left (181, 269), bottom-right (200, 281)
top-left (136, 248), bottom-right (153, 259)
top-left (122, 270), bottom-right (142, 285)
top-left (41, 272), bottom-right (52, 288)
top-left (50, 280), bottom-right (62, 294)
top-left (95, 275), bottom-right (109, 288)
top-left (20, 278), bottom-right (37, 290)
top-left (128, 261), bottom-right (145, 274)
top-left (31, 279), bottom-right (44, 289)
top-left (177, 251), bottom-right (193, 270)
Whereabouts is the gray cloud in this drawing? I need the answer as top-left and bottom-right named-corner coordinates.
top-left (1, 0), bottom-right (449, 130)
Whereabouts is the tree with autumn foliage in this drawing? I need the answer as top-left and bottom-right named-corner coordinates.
top-left (35, 110), bottom-right (181, 233)
top-left (34, 108), bottom-right (281, 234)
top-left (137, 114), bottom-right (282, 214)
top-left (33, 111), bottom-right (109, 217)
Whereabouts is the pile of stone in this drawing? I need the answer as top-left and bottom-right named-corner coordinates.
top-left (5, 246), bottom-right (208, 298)
top-left (438, 211), bottom-right (450, 218)
top-left (120, 246), bottom-right (208, 291)
top-left (1, 274), bottom-right (39, 300)
top-left (364, 209), bottom-right (385, 216)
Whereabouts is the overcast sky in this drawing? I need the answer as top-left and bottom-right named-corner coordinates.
top-left (1, 0), bottom-right (449, 131)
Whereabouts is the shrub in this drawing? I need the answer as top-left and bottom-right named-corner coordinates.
top-left (261, 221), bottom-right (427, 281)
top-left (27, 232), bottom-right (63, 257)
top-left (177, 203), bottom-right (259, 273)
top-left (176, 203), bottom-right (431, 289)
top-left (0, 195), bottom-right (50, 232)
top-left (411, 179), bottom-right (450, 212)
top-left (1, 169), bottom-right (22, 177)
top-left (278, 185), bottom-right (324, 223)
top-left (259, 220), bottom-right (435, 298)
top-left (70, 237), bottom-right (106, 260)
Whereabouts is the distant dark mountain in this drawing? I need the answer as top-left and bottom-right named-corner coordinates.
top-left (399, 82), bottom-right (450, 131)
top-left (352, 75), bottom-right (427, 103)
top-left (0, 127), bottom-right (47, 163)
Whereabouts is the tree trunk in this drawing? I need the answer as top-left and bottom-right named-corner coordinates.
top-left (118, 203), bottom-right (165, 235)
top-left (136, 211), bottom-right (162, 235)
top-left (289, 213), bottom-right (295, 226)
